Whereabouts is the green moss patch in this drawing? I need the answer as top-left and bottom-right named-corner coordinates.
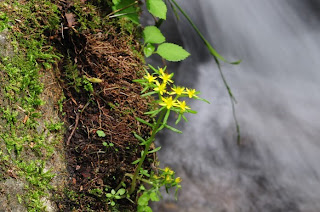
top-left (0, 0), bottom-right (66, 211)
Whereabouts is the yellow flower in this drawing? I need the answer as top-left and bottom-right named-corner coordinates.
top-left (163, 167), bottom-right (174, 175)
top-left (170, 86), bottom-right (185, 96)
top-left (153, 80), bottom-right (166, 95)
top-left (159, 68), bottom-right (165, 75)
top-left (159, 72), bottom-right (173, 84)
top-left (144, 72), bottom-right (156, 83)
top-left (164, 167), bottom-right (174, 174)
top-left (176, 100), bottom-right (190, 112)
top-left (164, 167), bottom-right (170, 173)
top-left (185, 88), bottom-right (197, 98)
top-left (165, 175), bottom-right (172, 183)
top-left (175, 177), bottom-right (182, 183)
top-left (159, 96), bottom-right (177, 109)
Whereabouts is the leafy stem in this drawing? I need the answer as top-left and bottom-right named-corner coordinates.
top-left (129, 109), bottom-right (167, 195)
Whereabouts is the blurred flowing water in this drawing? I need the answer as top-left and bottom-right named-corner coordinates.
top-left (150, 0), bottom-right (320, 211)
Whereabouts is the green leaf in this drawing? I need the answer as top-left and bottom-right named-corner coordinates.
top-left (144, 43), bottom-right (156, 57)
top-left (148, 146), bottom-right (161, 154)
top-left (133, 79), bottom-right (145, 83)
top-left (196, 96), bottom-right (210, 104)
top-left (144, 206), bottom-right (153, 212)
top-left (175, 114), bottom-right (182, 125)
top-left (133, 132), bottom-right (146, 143)
top-left (141, 85), bottom-right (150, 94)
top-left (157, 43), bottom-right (190, 62)
top-left (132, 158), bottom-right (140, 164)
top-left (165, 124), bottom-right (182, 134)
top-left (163, 109), bottom-right (170, 125)
top-left (116, 188), bottom-right (126, 196)
top-left (182, 114), bottom-right (188, 122)
top-left (143, 26), bottom-right (165, 44)
top-left (135, 117), bottom-right (154, 127)
top-left (112, 0), bottom-right (121, 5)
top-left (187, 109), bottom-right (197, 114)
top-left (144, 107), bottom-right (165, 117)
top-left (150, 192), bottom-right (160, 201)
top-left (112, 0), bottom-right (139, 24)
top-left (138, 205), bottom-right (152, 212)
top-left (96, 130), bottom-right (106, 137)
top-left (146, 0), bottom-right (167, 20)
top-left (141, 91), bottom-right (157, 97)
top-left (138, 193), bottom-right (150, 206)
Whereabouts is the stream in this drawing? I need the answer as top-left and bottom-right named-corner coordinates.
top-left (151, 0), bottom-right (320, 211)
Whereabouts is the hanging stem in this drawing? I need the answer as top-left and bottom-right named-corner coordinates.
top-left (170, 0), bottom-right (241, 142)
top-left (129, 109), bottom-right (167, 195)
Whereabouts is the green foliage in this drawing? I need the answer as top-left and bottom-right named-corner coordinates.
top-left (97, 130), bottom-right (106, 137)
top-left (0, 0), bottom-right (64, 210)
top-left (142, 26), bottom-right (190, 61)
top-left (115, 66), bottom-right (208, 210)
top-left (143, 43), bottom-right (156, 57)
top-left (111, 0), bottom-right (139, 24)
top-left (157, 43), bottom-right (190, 62)
top-left (64, 55), bottom-right (94, 93)
top-left (46, 120), bottom-right (64, 132)
top-left (143, 26), bottom-right (165, 44)
top-left (112, 0), bottom-right (190, 62)
top-left (105, 188), bottom-right (126, 207)
top-left (103, 142), bottom-right (114, 148)
top-left (73, 0), bottom-right (103, 32)
top-left (89, 188), bottom-right (104, 197)
top-left (0, 12), bottom-right (9, 31)
top-left (146, 0), bottom-right (167, 20)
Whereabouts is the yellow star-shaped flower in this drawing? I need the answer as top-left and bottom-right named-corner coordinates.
top-left (144, 72), bottom-right (156, 83)
top-left (176, 100), bottom-right (190, 112)
top-left (170, 86), bottom-right (185, 96)
top-left (159, 68), bottom-right (165, 75)
top-left (185, 88), bottom-right (197, 98)
top-left (159, 96), bottom-right (177, 109)
top-left (159, 72), bottom-right (174, 84)
top-left (175, 177), bottom-right (182, 183)
top-left (153, 80), bottom-right (167, 95)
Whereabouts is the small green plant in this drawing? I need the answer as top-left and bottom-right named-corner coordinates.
top-left (142, 26), bottom-right (190, 61)
top-left (136, 167), bottom-right (181, 212)
top-left (103, 142), bottom-right (114, 148)
top-left (96, 130), bottom-right (106, 137)
top-left (128, 65), bottom-right (208, 195)
top-left (110, 65), bottom-right (209, 209)
top-left (105, 188), bottom-right (126, 207)
top-left (88, 188), bottom-right (104, 198)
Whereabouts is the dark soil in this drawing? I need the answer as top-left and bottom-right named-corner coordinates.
top-left (53, 1), bottom-right (153, 211)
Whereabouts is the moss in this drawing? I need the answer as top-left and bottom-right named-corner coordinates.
top-left (0, 0), bottom-right (66, 211)
top-left (1, 0), bottom-right (150, 211)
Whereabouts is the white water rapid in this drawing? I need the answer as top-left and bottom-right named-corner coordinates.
top-left (152, 1), bottom-right (320, 212)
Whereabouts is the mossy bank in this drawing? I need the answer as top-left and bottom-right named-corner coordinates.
top-left (0, 0), bottom-right (151, 211)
